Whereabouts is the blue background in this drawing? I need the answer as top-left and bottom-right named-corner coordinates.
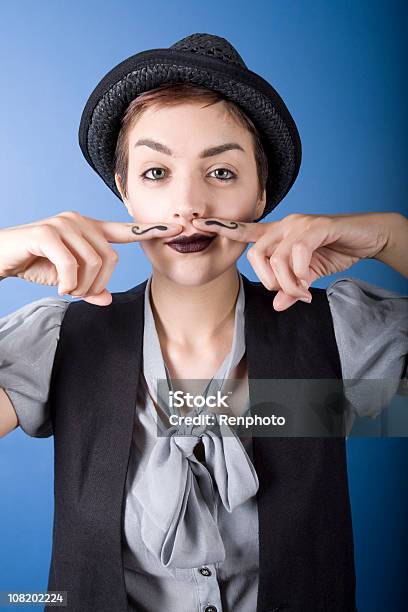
top-left (0, 1), bottom-right (407, 610)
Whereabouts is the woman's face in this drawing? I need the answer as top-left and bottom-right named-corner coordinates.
top-left (115, 100), bottom-right (266, 287)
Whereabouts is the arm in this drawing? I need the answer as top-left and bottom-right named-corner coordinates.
top-left (327, 277), bottom-right (408, 435)
top-left (373, 212), bottom-right (408, 278)
top-left (0, 297), bottom-right (70, 438)
top-left (0, 277), bottom-right (20, 436)
top-left (0, 387), bottom-right (18, 437)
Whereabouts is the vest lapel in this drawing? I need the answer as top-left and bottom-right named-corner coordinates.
top-left (48, 282), bottom-right (148, 611)
top-left (241, 274), bottom-right (355, 612)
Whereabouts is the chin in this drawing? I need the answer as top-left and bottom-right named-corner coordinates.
top-left (157, 262), bottom-right (231, 287)
top-left (142, 241), bottom-right (244, 287)
top-left (149, 254), bottom-right (239, 287)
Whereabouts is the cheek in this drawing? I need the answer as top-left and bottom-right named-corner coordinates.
top-left (224, 195), bottom-right (260, 223)
top-left (140, 241), bottom-right (157, 257)
top-left (125, 202), bottom-right (157, 224)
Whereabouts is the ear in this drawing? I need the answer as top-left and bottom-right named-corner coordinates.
top-left (114, 173), bottom-right (133, 218)
top-left (114, 172), bottom-right (125, 199)
top-left (254, 187), bottom-right (267, 220)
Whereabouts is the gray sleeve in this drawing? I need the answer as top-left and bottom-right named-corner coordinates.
top-left (326, 277), bottom-right (408, 426)
top-left (0, 297), bottom-right (70, 437)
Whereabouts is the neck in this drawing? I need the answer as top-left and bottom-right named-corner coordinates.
top-left (149, 266), bottom-right (240, 350)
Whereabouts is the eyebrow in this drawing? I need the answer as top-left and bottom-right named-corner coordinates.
top-left (134, 138), bottom-right (245, 158)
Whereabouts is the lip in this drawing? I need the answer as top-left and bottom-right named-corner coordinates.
top-left (166, 234), bottom-right (216, 254)
top-left (166, 232), bottom-right (214, 245)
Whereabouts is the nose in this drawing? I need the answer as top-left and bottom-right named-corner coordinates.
top-left (168, 174), bottom-right (210, 224)
top-left (172, 207), bottom-right (202, 223)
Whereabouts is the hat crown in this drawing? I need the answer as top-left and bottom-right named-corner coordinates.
top-left (170, 33), bottom-right (247, 69)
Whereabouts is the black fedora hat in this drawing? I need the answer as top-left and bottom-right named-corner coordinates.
top-left (78, 32), bottom-right (302, 221)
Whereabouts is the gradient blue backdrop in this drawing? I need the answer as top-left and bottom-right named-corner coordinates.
top-left (0, 1), bottom-right (407, 610)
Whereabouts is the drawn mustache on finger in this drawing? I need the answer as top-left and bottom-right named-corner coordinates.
top-left (203, 220), bottom-right (239, 229)
top-left (131, 225), bottom-right (169, 234)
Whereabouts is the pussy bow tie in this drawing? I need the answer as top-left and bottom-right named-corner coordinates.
top-left (137, 272), bottom-right (257, 568)
top-left (132, 400), bottom-right (259, 569)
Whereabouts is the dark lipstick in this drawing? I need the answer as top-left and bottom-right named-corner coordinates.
top-left (166, 232), bottom-right (215, 254)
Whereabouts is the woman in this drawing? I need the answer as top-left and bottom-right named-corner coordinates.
top-left (0, 33), bottom-right (407, 612)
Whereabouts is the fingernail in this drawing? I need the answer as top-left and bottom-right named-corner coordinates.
top-left (299, 279), bottom-right (309, 289)
top-left (299, 295), bottom-right (312, 303)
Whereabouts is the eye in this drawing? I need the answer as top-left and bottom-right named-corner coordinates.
top-left (140, 167), bottom-right (167, 181)
top-left (208, 168), bottom-right (237, 181)
top-left (140, 167), bottom-right (237, 182)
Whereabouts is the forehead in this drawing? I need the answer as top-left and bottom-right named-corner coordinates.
top-left (127, 100), bottom-right (251, 145)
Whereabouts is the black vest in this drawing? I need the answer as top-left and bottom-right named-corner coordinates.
top-left (46, 274), bottom-right (357, 612)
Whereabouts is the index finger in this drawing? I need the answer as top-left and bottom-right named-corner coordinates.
top-left (192, 217), bottom-right (265, 243)
top-left (93, 220), bottom-right (183, 243)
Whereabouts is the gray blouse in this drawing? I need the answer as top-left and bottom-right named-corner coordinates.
top-left (1, 274), bottom-right (407, 612)
top-left (123, 273), bottom-right (259, 611)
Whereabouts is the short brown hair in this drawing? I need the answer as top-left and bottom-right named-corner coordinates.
top-left (114, 82), bottom-right (268, 200)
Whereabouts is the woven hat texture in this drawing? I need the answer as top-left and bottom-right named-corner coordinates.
top-left (79, 32), bottom-right (302, 221)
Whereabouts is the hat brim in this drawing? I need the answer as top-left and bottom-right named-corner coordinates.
top-left (79, 48), bottom-right (302, 221)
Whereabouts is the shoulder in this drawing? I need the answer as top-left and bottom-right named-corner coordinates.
top-left (63, 279), bottom-right (148, 317)
top-left (325, 276), bottom-right (407, 380)
top-left (0, 297), bottom-right (71, 376)
top-left (55, 280), bottom-right (148, 343)
top-left (326, 276), bottom-right (407, 327)
top-left (241, 273), bottom-right (328, 309)
top-left (0, 296), bottom-right (70, 331)
top-left (326, 276), bottom-right (407, 300)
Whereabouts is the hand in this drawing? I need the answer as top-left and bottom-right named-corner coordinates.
top-left (0, 211), bottom-right (183, 306)
top-left (192, 212), bottom-right (391, 311)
